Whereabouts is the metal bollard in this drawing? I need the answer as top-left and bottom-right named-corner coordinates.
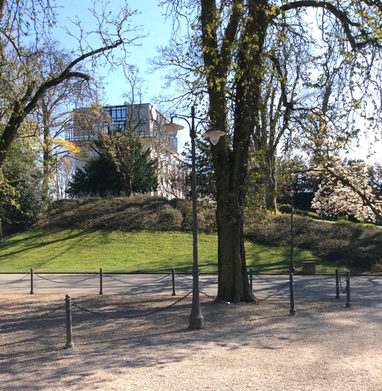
top-left (30, 267), bottom-right (34, 295)
top-left (171, 268), bottom-right (176, 296)
top-left (249, 267), bottom-right (253, 291)
top-left (289, 272), bottom-right (296, 315)
top-left (335, 268), bottom-right (340, 299)
top-left (65, 294), bottom-right (74, 348)
top-left (346, 271), bottom-right (351, 308)
top-left (99, 267), bottom-right (103, 295)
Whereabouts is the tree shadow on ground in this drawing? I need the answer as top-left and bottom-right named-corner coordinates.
top-left (1, 284), bottom-right (381, 390)
top-left (0, 230), bottom-right (90, 261)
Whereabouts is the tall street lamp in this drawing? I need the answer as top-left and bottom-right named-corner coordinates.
top-left (289, 188), bottom-right (296, 315)
top-left (161, 105), bottom-right (225, 329)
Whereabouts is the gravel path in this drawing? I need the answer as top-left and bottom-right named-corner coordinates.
top-left (1, 277), bottom-right (381, 390)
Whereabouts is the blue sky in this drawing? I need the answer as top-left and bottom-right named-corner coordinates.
top-left (55, 1), bottom-right (380, 162)
top-left (57, 0), bottom-right (190, 147)
top-left (57, 0), bottom-right (172, 105)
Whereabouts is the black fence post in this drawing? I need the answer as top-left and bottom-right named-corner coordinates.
top-left (30, 267), bottom-right (34, 295)
top-left (99, 267), bottom-right (103, 295)
top-left (346, 271), bottom-right (351, 308)
top-left (65, 294), bottom-right (74, 348)
top-left (249, 268), bottom-right (253, 291)
top-left (289, 272), bottom-right (296, 315)
top-left (335, 268), bottom-right (340, 299)
top-left (171, 268), bottom-right (176, 296)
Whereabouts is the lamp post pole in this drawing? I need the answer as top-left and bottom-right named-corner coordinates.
top-left (160, 106), bottom-right (224, 330)
top-left (189, 105), bottom-right (204, 329)
top-left (289, 189), bottom-right (296, 315)
top-left (290, 190), bottom-right (295, 272)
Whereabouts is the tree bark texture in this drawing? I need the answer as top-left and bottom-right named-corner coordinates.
top-left (264, 152), bottom-right (277, 212)
top-left (201, 0), bottom-right (269, 302)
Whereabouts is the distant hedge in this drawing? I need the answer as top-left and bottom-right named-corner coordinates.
top-left (39, 196), bottom-right (216, 233)
top-left (245, 212), bottom-right (382, 272)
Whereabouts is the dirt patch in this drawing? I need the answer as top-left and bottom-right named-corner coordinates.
top-left (1, 292), bottom-right (381, 390)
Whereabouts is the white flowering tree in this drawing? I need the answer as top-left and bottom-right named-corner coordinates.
top-left (312, 159), bottom-right (382, 223)
top-left (158, 0), bottom-right (382, 302)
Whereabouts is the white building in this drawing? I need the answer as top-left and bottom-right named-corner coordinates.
top-left (66, 103), bottom-right (185, 199)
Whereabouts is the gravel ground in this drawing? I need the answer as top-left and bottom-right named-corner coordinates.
top-left (1, 289), bottom-right (381, 391)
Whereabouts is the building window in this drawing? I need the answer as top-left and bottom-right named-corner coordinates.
top-left (104, 106), bottom-right (127, 132)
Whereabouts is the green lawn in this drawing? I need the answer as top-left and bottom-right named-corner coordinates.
top-left (0, 228), bottom-right (335, 273)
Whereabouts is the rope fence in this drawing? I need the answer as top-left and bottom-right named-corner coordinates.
top-left (0, 267), bottom-right (358, 350)
top-left (1, 266), bottom-right (355, 318)
top-left (0, 268), bottom-right (176, 295)
top-left (0, 268), bottom-right (353, 310)
top-left (68, 290), bottom-right (193, 347)
top-left (24, 304), bottom-right (63, 326)
top-left (293, 274), bottom-right (335, 297)
top-left (2, 290), bottom-right (193, 347)
top-left (103, 272), bottom-right (171, 285)
top-left (35, 273), bottom-right (98, 284)
top-left (0, 273), bottom-right (30, 285)
top-left (256, 281), bottom-right (291, 302)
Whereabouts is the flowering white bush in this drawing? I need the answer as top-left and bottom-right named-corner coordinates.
top-left (312, 159), bottom-right (382, 223)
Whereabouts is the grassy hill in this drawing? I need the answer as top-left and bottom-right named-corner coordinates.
top-left (0, 196), bottom-right (380, 273)
top-left (0, 228), bottom-right (319, 273)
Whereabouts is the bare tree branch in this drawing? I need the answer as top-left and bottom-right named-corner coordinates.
top-left (278, 1), bottom-right (380, 50)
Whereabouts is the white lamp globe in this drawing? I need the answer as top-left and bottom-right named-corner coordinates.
top-left (204, 129), bottom-right (225, 145)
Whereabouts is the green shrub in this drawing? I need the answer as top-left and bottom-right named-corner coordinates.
top-left (170, 199), bottom-right (193, 230)
top-left (198, 203), bottom-right (217, 233)
top-left (278, 204), bottom-right (291, 214)
top-left (39, 196), bottom-right (215, 233)
top-left (154, 205), bottom-right (183, 231)
top-left (246, 212), bottom-right (381, 272)
top-left (297, 210), bottom-right (321, 219)
top-left (278, 204), bottom-right (320, 219)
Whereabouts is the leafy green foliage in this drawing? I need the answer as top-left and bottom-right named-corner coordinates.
top-left (182, 139), bottom-right (216, 199)
top-left (0, 139), bottom-right (42, 231)
top-left (276, 157), bottom-right (317, 211)
top-left (67, 136), bottom-right (158, 197)
top-left (246, 212), bottom-right (381, 272)
top-left (39, 197), bottom-right (216, 232)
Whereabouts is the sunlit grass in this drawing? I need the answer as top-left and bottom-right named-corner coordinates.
top-left (0, 228), bottom-right (335, 273)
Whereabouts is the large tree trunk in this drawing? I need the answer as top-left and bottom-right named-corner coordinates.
top-left (216, 191), bottom-right (255, 302)
top-left (214, 116), bottom-right (258, 302)
top-left (264, 152), bottom-right (277, 212)
top-left (201, 0), bottom-right (269, 302)
top-left (209, 1), bottom-right (268, 302)
top-left (212, 99), bottom-right (261, 303)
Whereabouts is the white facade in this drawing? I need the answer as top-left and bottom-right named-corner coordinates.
top-left (66, 103), bottom-right (185, 199)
